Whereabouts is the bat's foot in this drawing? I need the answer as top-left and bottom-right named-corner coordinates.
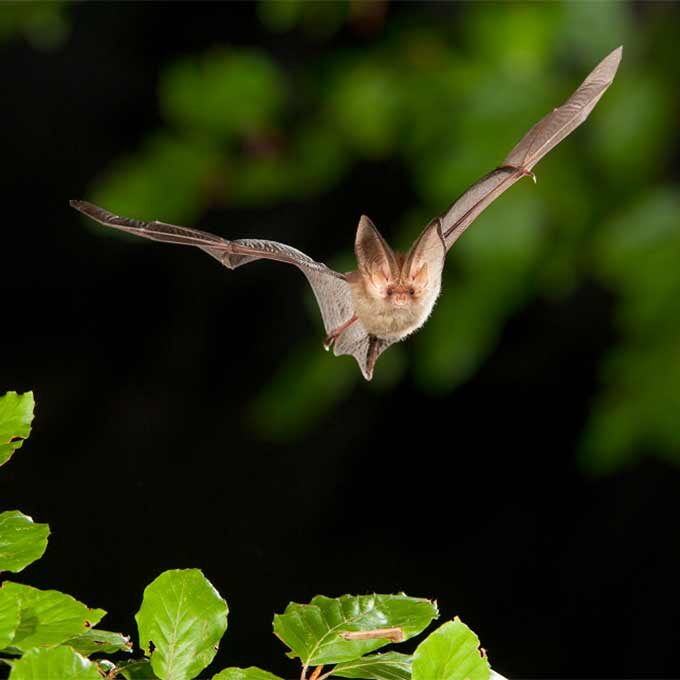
top-left (365, 336), bottom-right (380, 381)
top-left (323, 315), bottom-right (358, 352)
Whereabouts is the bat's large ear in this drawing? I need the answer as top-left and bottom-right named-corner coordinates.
top-left (402, 219), bottom-right (446, 283)
top-left (355, 215), bottom-right (399, 280)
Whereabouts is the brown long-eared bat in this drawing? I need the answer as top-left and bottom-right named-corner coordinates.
top-left (72, 47), bottom-right (622, 380)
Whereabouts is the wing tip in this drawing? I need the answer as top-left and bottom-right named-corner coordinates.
top-left (594, 45), bottom-right (623, 83)
top-left (609, 44), bottom-right (624, 67)
top-left (70, 200), bottom-right (122, 227)
top-left (70, 199), bottom-right (98, 217)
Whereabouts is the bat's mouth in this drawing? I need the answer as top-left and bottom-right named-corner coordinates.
top-left (391, 293), bottom-right (410, 307)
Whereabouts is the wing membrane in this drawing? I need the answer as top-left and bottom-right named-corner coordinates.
top-left (71, 200), bottom-right (383, 378)
top-left (440, 46), bottom-right (622, 250)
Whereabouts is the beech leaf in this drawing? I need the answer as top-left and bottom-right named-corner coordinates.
top-left (273, 593), bottom-right (438, 666)
top-left (8, 646), bottom-right (101, 680)
top-left (0, 511), bottom-right (50, 574)
top-left (331, 651), bottom-right (412, 679)
top-left (135, 568), bottom-right (228, 680)
top-left (212, 668), bottom-right (284, 680)
top-left (411, 618), bottom-right (490, 680)
top-left (0, 392), bottom-right (34, 468)
top-left (117, 659), bottom-right (160, 679)
top-left (1, 582), bottom-right (105, 651)
top-left (0, 586), bottom-right (21, 649)
top-left (62, 628), bottom-right (133, 656)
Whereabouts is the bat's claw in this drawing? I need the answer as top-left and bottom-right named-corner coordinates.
top-left (322, 335), bottom-right (334, 352)
top-left (499, 164), bottom-right (536, 183)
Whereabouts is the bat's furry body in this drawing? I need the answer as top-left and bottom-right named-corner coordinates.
top-left (72, 47), bottom-right (622, 380)
top-left (348, 279), bottom-right (440, 340)
top-left (346, 215), bottom-right (446, 341)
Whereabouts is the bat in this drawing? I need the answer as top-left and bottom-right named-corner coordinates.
top-left (71, 47), bottom-right (622, 381)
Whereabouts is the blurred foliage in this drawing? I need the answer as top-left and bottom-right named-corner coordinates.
top-left (69, 2), bottom-right (680, 472)
top-left (0, 2), bottom-right (68, 50)
top-left (582, 188), bottom-right (680, 473)
top-left (160, 50), bottom-right (286, 141)
top-left (257, 0), bottom-right (386, 40)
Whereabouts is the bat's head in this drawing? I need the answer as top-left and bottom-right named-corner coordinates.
top-left (355, 216), bottom-right (445, 308)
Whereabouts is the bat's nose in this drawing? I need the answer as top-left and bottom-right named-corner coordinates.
top-left (392, 293), bottom-right (409, 306)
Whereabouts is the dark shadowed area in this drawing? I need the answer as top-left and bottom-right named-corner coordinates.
top-left (2, 2), bottom-right (680, 678)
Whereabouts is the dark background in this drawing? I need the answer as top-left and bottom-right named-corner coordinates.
top-left (2, 2), bottom-right (680, 678)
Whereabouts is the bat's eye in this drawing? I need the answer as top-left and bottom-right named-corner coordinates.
top-left (386, 287), bottom-right (393, 296)
top-left (408, 287), bottom-right (415, 296)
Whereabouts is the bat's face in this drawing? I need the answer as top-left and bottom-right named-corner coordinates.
top-left (351, 216), bottom-right (446, 340)
top-left (363, 256), bottom-right (430, 308)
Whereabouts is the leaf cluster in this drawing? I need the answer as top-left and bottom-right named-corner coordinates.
top-left (0, 391), bottom-right (498, 680)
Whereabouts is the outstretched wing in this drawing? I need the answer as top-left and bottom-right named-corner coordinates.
top-left (71, 200), bottom-right (380, 376)
top-left (439, 46), bottom-right (622, 250)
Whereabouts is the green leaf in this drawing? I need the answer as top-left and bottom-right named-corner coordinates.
top-left (8, 646), bottom-right (100, 680)
top-left (411, 619), bottom-right (490, 680)
top-left (273, 593), bottom-right (438, 666)
top-left (0, 511), bottom-right (50, 574)
top-left (117, 659), bottom-right (160, 680)
top-left (212, 667), bottom-right (283, 680)
top-left (331, 651), bottom-right (413, 679)
top-left (2, 582), bottom-right (105, 651)
top-left (62, 628), bottom-right (132, 656)
top-left (0, 585), bottom-right (21, 649)
top-left (0, 392), bottom-right (34, 468)
top-left (135, 568), bottom-right (228, 680)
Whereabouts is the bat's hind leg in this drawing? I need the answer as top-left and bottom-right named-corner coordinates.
top-left (323, 315), bottom-right (358, 351)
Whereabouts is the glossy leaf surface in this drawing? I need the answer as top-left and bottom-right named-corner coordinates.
top-left (411, 619), bottom-right (490, 680)
top-left (62, 628), bottom-right (133, 656)
top-left (273, 593), bottom-right (437, 665)
top-left (0, 586), bottom-right (21, 649)
top-left (0, 511), bottom-right (49, 574)
top-left (117, 659), bottom-right (160, 680)
top-left (135, 569), bottom-right (228, 680)
top-left (212, 668), bottom-right (283, 680)
top-left (8, 646), bottom-right (101, 680)
top-left (2, 582), bottom-right (105, 651)
top-left (331, 651), bottom-right (412, 680)
top-left (0, 392), bottom-right (34, 468)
